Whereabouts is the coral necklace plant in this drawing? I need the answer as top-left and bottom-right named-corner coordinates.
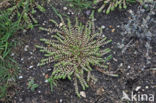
top-left (36, 12), bottom-right (112, 97)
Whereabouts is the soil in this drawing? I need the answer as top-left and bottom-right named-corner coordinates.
top-left (1, 0), bottom-right (156, 103)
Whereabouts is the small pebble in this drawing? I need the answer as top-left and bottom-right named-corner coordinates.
top-left (135, 86), bottom-right (141, 91)
top-left (21, 58), bottom-right (24, 61)
top-left (71, 12), bottom-right (74, 15)
top-left (145, 86), bottom-right (149, 89)
top-left (11, 53), bottom-right (15, 56)
top-left (80, 91), bottom-right (86, 98)
top-left (113, 58), bottom-right (118, 62)
top-left (24, 45), bottom-right (29, 51)
top-left (119, 63), bottom-right (123, 67)
top-left (101, 25), bottom-right (105, 29)
top-left (111, 29), bottom-right (115, 32)
top-left (96, 88), bottom-right (104, 95)
top-left (60, 99), bottom-right (63, 103)
top-left (19, 76), bottom-right (23, 79)
top-left (37, 63), bottom-right (40, 66)
top-left (42, 23), bottom-right (45, 26)
top-left (19, 98), bottom-right (23, 102)
top-left (29, 66), bottom-right (33, 69)
top-left (47, 69), bottom-right (52, 71)
top-left (59, 23), bottom-right (63, 27)
top-left (134, 51), bottom-right (138, 55)
top-left (102, 35), bottom-right (105, 37)
top-left (63, 7), bottom-right (67, 10)
top-left (67, 12), bottom-right (70, 15)
top-left (128, 9), bottom-right (133, 14)
top-left (113, 51), bottom-right (116, 54)
top-left (38, 91), bottom-right (41, 93)
top-left (29, 52), bottom-right (33, 55)
top-left (128, 65), bottom-right (131, 69)
top-left (45, 80), bottom-right (48, 83)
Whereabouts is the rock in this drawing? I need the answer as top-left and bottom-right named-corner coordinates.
top-left (71, 12), bottom-right (74, 15)
top-left (19, 76), bottom-right (23, 79)
top-left (113, 58), bottom-right (118, 62)
top-left (80, 91), bottom-right (86, 98)
top-left (102, 35), bottom-right (105, 37)
top-left (96, 87), bottom-right (104, 95)
top-left (24, 45), bottom-right (29, 51)
top-left (135, 86), bottom-right (141, 91)
top-left (134, 51), bottom-right (138, 55)
top-left (111, 29), bottom-right (115, 32)
top-left (29, 52), bottom-right (33, 55)
top-left (128, 9), bottom-right (133, 14)
top-left (101, 25), bottom-right (105, 29)
top-left (119, 63), bottom-right (123, 67)
top-left (11, 53), bottom-right (15, 56)
top-left (63, 7), bottom-right (67, 11)
top-left (67, 12), bottom-right (70, 15)
top-left (19, 98), bottom-right (23, 102)
top-left (60, 99), bottom-right (63, 103)
top-left (145, 86), bottom-right (149, 89)
top-left (38, 91), bottom-right (41, 93)
top-left (59, 23), bottom-right (63, 27)
top-left (45, 80), bottom-right (48, 83)
top-left (21, 58), bottom-right (24, 61)
top-left (47, 69), bottom-right (51, 71)
top-left (37, 63), bottom-right (40, 66)
top-left (29, 66), bottom-right (33, 69)
top-left (42, 23), bottom-right (45, 26)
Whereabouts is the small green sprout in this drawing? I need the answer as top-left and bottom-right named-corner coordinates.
top-left (27, 78), bottom-right (38, 92)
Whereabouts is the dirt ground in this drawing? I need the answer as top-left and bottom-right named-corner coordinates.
top-left (3, 0), bottom-right (155, 103)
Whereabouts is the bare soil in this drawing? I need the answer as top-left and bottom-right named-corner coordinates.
top-left (1, 0), bottom-right (155, 103)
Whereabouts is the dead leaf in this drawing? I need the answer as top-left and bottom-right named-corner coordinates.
top-left (96, 87), bottom-right (104, 95)
top-left (112, 29), bottom-right (115, 32)
top-left (109, 25), bottom-right (113, 28)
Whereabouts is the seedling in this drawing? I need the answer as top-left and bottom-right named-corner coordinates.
top-left (27, 78), bottom-right (38, 92)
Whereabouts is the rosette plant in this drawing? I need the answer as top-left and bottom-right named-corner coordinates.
top-left (36, 12), bottom-right (112, 97)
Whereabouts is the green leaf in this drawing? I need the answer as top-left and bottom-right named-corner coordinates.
top-left (36, 4), bottom-right (46, 12)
